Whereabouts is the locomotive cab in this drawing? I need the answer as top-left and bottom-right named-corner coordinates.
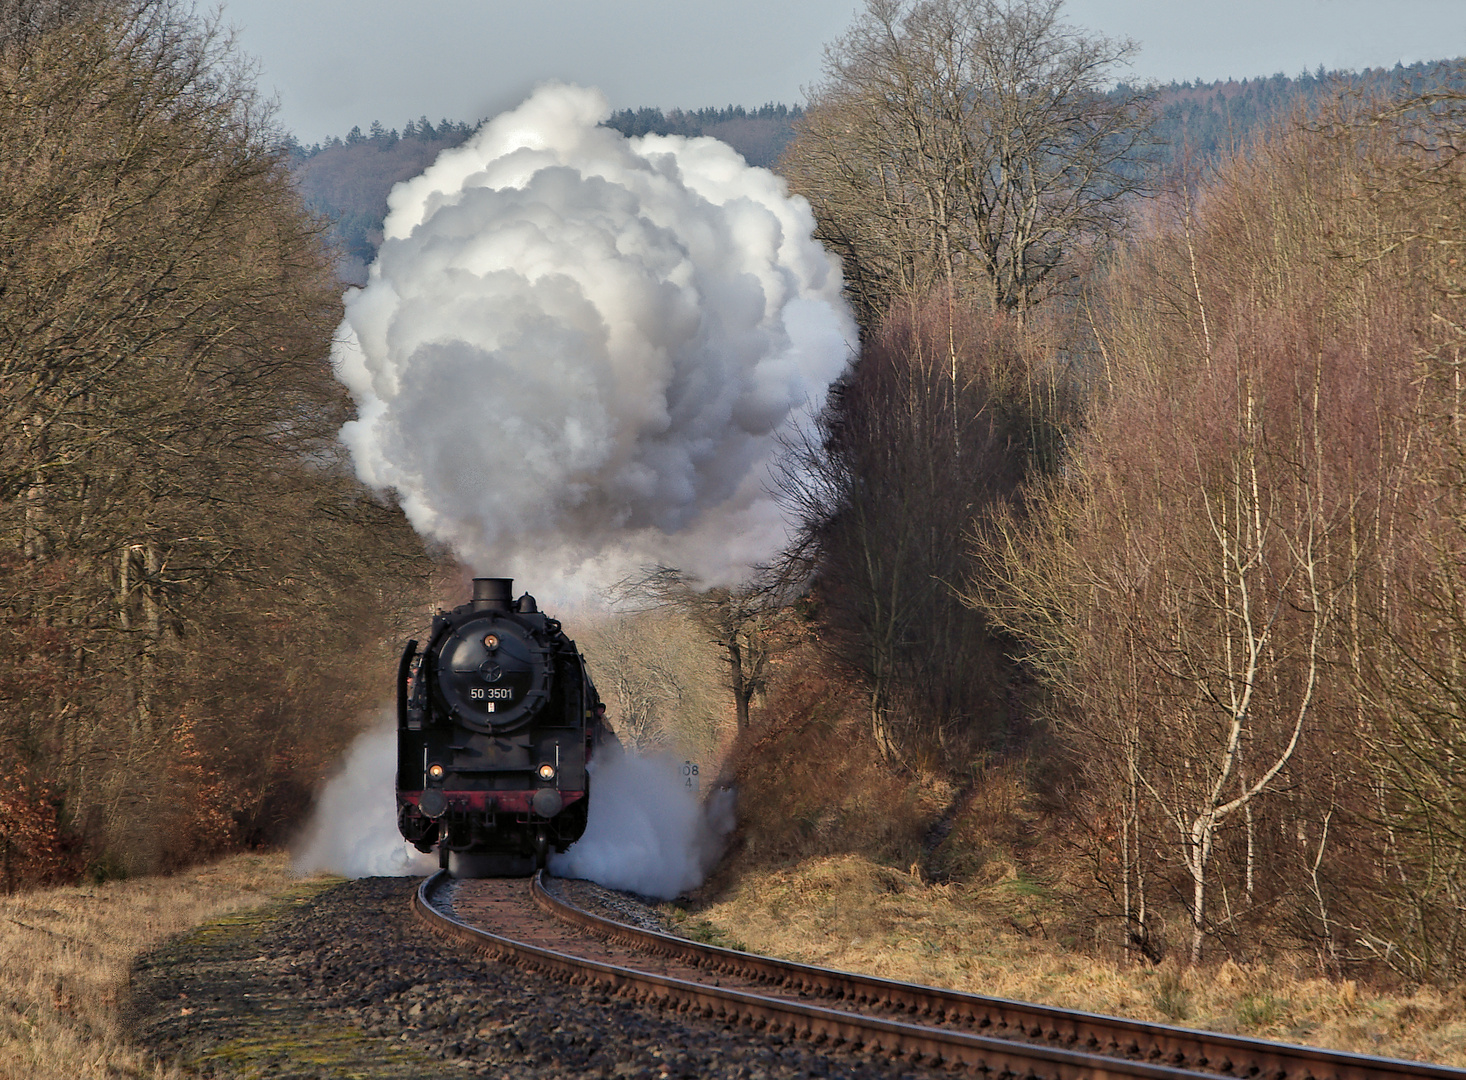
top-left (396, 577), bottom-right (605, 876)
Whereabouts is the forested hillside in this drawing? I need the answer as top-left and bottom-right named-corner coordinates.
top-left (717, 0), bottom-right (1466, 984)
top-left (603, 103), bottom-right (803, 166)
top-left (0, 0), bottom-right (435, 887)
top-left (292, 61), bottom-right (1463, 276)
top-left (289, 119), bottom-right (474, 281)
top-left (1143, 59), bottom-right (1466, 158)
top-left (8, 0), bottom-right (1466, 998)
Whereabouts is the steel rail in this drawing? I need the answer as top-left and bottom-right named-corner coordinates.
top-left (415, 871), bottom-right (1444, 1080)
top-left (416, 867), bottom-right (1213, 1078)
top-left (417, 870), bottom-right (1221, 1078)
top-left (528, 874), bottom-right (1463, 1080)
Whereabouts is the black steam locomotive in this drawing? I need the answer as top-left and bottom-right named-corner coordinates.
top-left (396, 578), bottom-right (607, 875)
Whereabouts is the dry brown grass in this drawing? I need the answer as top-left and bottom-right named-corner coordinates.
top-left (682, 853), bottom-right (1466, 1067)
top-left (0, 851), bottom-right (305, 1079)
top-left (718, 642), bottom-right (1466, 1064)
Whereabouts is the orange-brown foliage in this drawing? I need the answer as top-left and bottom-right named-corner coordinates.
top-left (725, 636), bottom-right (933, 871)
top-left (0, 1), bottom-right (436, 886)
top-left (0, 758), bottom-right (80, 893)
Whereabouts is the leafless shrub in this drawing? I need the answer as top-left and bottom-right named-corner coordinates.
top-left (612, 566), bottom-right (791, 737)
top-left (575, 606), bottom-right (730, 759)
top-left (977, 83), bottom-right (1466, 975)
top-left (779, 291), bottom-right (1077, 767)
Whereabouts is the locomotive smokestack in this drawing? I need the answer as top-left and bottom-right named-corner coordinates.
top-left (472, 577), bottom-right (513, 611)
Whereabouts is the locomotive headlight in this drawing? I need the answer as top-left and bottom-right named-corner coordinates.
top-left (428, 762), bottom-right (445, 781)
top-left (537, 763), bottom-right (556, 782)
top-left (482, 633), bottom-right (500, 651)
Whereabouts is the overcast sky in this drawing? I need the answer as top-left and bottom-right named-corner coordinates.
top-left (220, 0), bottom-right (1466, 145)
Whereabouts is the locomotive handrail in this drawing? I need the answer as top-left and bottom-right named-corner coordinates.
top-left (396, 639), bottom-right (417, 728)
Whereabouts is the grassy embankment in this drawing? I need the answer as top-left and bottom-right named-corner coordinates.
top-left (675, 659), bottom-right (1466, 1068)
top-left (0, 852), bottom-right (301, 1079)
top-left (9, 816), bottom-right (1465, 1074)
top-left (677, 854), bottom-right (1466, 1066)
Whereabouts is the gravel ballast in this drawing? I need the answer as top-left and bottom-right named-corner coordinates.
top-left (129, 876), bottom-right (953, 1080)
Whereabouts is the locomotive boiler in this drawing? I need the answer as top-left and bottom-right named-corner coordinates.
top-left (396, 577), bottom-right (606, 875)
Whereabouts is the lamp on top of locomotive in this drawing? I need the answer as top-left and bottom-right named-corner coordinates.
top-left (395, 576), bottom-right (610, 876)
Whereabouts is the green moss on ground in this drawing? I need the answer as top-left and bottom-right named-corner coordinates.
top-left (130, 879), bottom-right (444, 1079)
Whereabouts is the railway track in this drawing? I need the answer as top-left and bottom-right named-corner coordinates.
top-left (414, 870), bottom-right (1462, 1080)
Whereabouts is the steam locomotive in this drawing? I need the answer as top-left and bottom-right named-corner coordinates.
top-left (395, 577), bottom-right (607, 875)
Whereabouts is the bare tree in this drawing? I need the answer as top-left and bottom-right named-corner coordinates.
top-left (0, 0), bottom-right (435, 876)
top-left (782, 0), bottom-right (1152, 326)
top-left (614, 567), bottom-right (786, 734)
top-left (974, 86), bottom-right (1466, 968)
top-left (1333, 86), bottom-right (1466, 980)
top-left (1155, 381), bottom-right (1338, 965)
top-left (575, 608), bottom-right (729, 757)
top-left (778, 295), bottom-right (1073, 763)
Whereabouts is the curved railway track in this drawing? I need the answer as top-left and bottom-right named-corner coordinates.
top-left (414, 871), bottom-right (1462, 1080)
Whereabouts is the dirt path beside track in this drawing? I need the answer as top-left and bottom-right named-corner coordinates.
top-left (129, 877), bottom-right (945, 1080)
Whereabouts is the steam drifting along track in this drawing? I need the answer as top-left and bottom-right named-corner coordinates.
top-left (414, 871), bottom-right (1461, 1080)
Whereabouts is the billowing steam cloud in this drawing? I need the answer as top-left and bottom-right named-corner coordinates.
top-left (550, 744), bottom-right (736, 898)
top-left (332, 82), bottom-right (853, 591)
top-left (292, 715), bottom-right (436, 878)
top-left (289, 716), bottom-right (732, 889)
top-left (309, 85), bottom-right (841, 889)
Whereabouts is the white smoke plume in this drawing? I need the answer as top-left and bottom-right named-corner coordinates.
top-left (332, 82), bottom-right (854, 595)
top-left (292, 715), bottom-right (436, 878)
top-left (550, 743), bottom-right (736, 899)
